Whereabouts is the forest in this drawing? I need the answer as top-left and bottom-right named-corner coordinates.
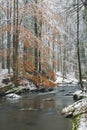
top-left (0, 0), bottom-right (87, 130)
top-left (0, 0), bottom-right (87, 88)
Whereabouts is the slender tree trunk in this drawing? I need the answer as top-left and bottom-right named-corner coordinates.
top-left (77, 0), bottom-right (83, 90)
top-left (1, 2), bottom-right (5, 69)
top-left (13, 0), bottom-right (19, 86)
top-left (38, 22), bottom-right (42, 72)
top-left (34, 16), bottom-right (38, 72)
top-left (34, 0), bottom-right (42, 73)
top-left (84, 4), bottom-right (87, 74)
top-left (52, 38), bottom-right (55, 71)
top-left (38, 50), bottom-right (41, 72)
top-left (63, 46), bottom-right (66, 80)
top-left (7, 1), bottom-right (11, 74)
top-left (1, 24), bottom-right (5, 69)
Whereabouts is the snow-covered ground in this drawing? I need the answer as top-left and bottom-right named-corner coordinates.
top-left (0, 69), bottom-right (37, 91)
top-left (0, 70), bottom-right (78, 87)
top-left (0, 69), bottom-right (13, 88)
top-left (6, 93), bottom-right (22, 99)
top-left (0, 69), bottom-right (86, 89)
top-left (55, 71), bottom-right (78, 84)
top-left (78, 114), bottom-right (87, 130)
top-left (18, 80), bottom-right (37, 91)
top-left (0, 69), bottom-right (13, 83)
top-left (62, 97), bottom-right (87, 130)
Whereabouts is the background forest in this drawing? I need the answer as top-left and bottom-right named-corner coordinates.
top-left (0, 0), bottom-right (87, 87)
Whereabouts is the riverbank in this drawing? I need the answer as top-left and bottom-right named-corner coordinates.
top-left (62, 90), bottom-right (87, 130)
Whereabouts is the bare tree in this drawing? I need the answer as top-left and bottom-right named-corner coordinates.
top-left (13, 0), bottom-right (19, 86)
top-left (7, 0), bottom-right (12, 74)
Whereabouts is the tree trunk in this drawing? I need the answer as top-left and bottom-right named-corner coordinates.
top-left (34, 0), bottom-right (42, 73)
top-left (77, 0), bottom-right (83, 90)
top-left (13, 0), bottom-right (19, 86)
top-left (52, 39), bottom-right (55, 71)
top-left (7, 1), bottom-right (11, 74)
top-left (1, 25), bottom-right (5, 69)
top-left (34, 16), bottom-right (38, 72)
top-left (63, 46), bottom-right (66, 80)
top-left (1, 2), bottom-right (5, 69)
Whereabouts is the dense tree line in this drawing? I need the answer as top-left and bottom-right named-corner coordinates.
top-left (0, 0), bottom-right (87, 86)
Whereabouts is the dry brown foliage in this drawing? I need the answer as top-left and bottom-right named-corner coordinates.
top-left (29, 71), bottom-right (56, 88)
top-left (32, 73), bottom-right (56, 88)
top-left (24, 61), bottom-right (35, 73)
top-left (46, 70), bottom-right (55, 80)
top-left (0, 0), bottom-right (65, 88)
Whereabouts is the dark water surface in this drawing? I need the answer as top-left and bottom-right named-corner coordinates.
top-left (0, 85), bottom-right (78, 130)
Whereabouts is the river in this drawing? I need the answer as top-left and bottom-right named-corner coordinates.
top-left (0, 85), bottom-right (79, 130)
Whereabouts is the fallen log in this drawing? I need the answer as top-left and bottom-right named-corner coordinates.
top-left (61, 97), bottom-right (87, 117)
top-left (61, 91), bottom-right (87, 130)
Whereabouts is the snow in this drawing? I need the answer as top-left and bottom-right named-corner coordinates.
top-left (6, 93), bottom-right (22, 99)
top-left (78, 114), bottom-right (87, 130)
top-left (73, 90), bottom-right (87, 101)
top-left (0, 69), bottom-right (36, 90)
top-left (0, 69), bottom-right (13, 75)
top-left (18, 80), bottom-right (37, 91)
top-left (55, 71), bottom-right (78, 84)
top-left (0, 69), bottom-right (13, 84)
top-left (73, 90), bottom-right (82, 95)
top-left (62, 97), bottom-right (87, 118)
top-left (55, 76), bottom-right (63, 83)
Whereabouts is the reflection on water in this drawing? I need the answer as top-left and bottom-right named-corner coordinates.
top-left (0, 87), bottom-right (74, 130)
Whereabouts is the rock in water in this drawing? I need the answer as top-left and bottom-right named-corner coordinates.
top-left (73, 90), bottom-right (87, 100)
top-left (61, 98), bottom-right (87, 117)
top-left (6, 93), bottom-right (22, 99)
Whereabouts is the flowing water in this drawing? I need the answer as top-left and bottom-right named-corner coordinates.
top-left (0, 85), bottom-right (79, 130)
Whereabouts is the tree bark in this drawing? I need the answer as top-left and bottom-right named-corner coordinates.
top-left (1, 24), bottom-right (5, 69)
top-left (7, 0), bottom-right (11, 74)
top-left (34, 16), bottom-right (38, 71)
top-left (1, 2), bottom-right (5, 69)
top-left (13, 0), bottom-right (19, 86)
top-left (77, 0), bottom-right (83, 90)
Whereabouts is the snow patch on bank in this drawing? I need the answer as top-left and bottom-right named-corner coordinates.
top-left (6, 93), bottom-right (22, 99)
top-left (0, 69), bottom-right (13, 83)
top-left (55, 71), bottom-right (78, 84)
top-left (78, 114), bottom-right (87, 130)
